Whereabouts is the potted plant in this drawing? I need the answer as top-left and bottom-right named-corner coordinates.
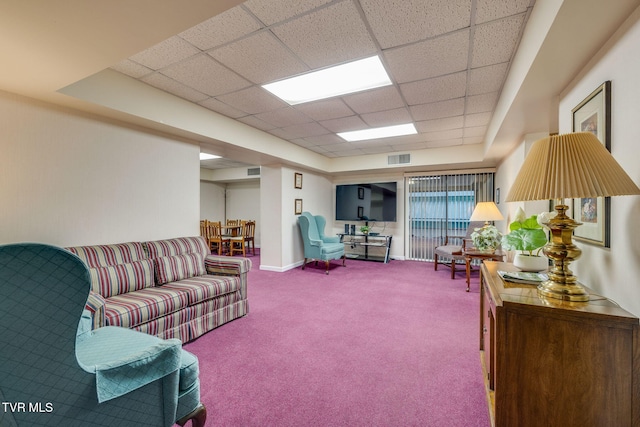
top-left (501, 207), bottom-right (551, 271)
top-left (470, 224), bottom-right (502, 253)
top-left (360, 225), bottom-right (371, 235)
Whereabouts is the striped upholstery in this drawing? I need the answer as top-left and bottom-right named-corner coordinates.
top-left (155, 253), bottom-right (206, 285)
top-left (64, 236), bottom-right (249, 343)
top-left (104, 287), bottom-right (190, 329)
top-left (146, 236), bottom-right (209, 260)
top-left (89, 258), bottom-right (155, 297)
top-left (161, 275), bottom-right (239, 304)
top-left (68, 241), bottom-right (148, 267)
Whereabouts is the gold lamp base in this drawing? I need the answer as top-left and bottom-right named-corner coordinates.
top-left (538, 204), bottom-right (589, 302)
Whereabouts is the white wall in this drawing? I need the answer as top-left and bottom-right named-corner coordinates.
top-left (497, 5), bottom-right (640, 316)
top-left (557, 5), bottom-right (640, 316)
top-left (0, 90), bottom-right (200, 246)
top-left (200, 181), bottom-right (226, 221)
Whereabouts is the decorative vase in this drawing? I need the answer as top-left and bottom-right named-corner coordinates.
top-left (513, 253), bottom-right (548, 272)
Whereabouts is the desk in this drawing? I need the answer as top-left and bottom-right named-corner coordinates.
top-left (463, 250), bottom-right (504, 291)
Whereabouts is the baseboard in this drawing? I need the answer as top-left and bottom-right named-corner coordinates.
top-left (259, 260), bottom-right (303, 272)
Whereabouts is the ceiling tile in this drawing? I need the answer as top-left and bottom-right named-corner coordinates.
top-left (464, 136), bottom-right (484, 145)
top-left (400, 72), bottom-right (467, 105)
top-left (468, 63), bottom-right (508, 95)
top-left (300, 133), bottom-right (344, 146)
top-left (465, 112), bottom-right (492, 127)
top-left (141, 73), bottom-right (208, 102)
top-left (361, 107), bottom-right (412, 127)
top-left (161, 54), bottom-right (251, 96)
top-left (198, 98), bottom-right (248, 119)
top-left (236, 115), bottom-right (278, 131)
top-left (422, 129), bottom-right (464, 141)
top-left (464, 126), bottom-right (487, 137)
top-left (255, 107), bottom-right (313, 128)
top-left (178, 7), bottom-right (263, 50)
top-left (129, 36), bottom-right (201, 70)
top-left (277, 122), bottom-right (330, 139)
top-left (425, 138), bottom-right (464, 148)
top-left (471, 14), bottom-right (526, 68)
top-left (271, 1), bottom-right (377, 69)
top-left (361, 145), bottom-right (397, 154)
top-left (409, 98), bottom-right (465, 121)
top-left (361, 0), bottom-right (471, 48)
top-left (391, 141), bottom-right (429, 151)
top-left (244, 0), bottom-right (335, 26)
top-left (416, 116), bottom-right (464, 133)
top-left (209, 31), bottom-right (308, 84)
top-left (384, 30), bottom-right (469, 83)
top-left (342, 86), bottom-right (405, 114)
top-left (319, 115), bottom-right (368, 133)
top-left (111, 60), bottom-right (153, 78)
top-left (216, 86), bottom-right (288, 115)
top-left (465, 92), bottom-right (498, 114)
top-left (295, 98), bottom-right (355, 121)
top-left (475, 0), bottom-right (532, 24)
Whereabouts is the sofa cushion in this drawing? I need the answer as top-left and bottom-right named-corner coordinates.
top-left (104, 287), bottom-right (190, 329)
top-left (146, 236), bottom-right (209, 260)
top-left (155, 253), bottom-right (206, 285)
top-left (161, 275), bottom-right (240, 305)
top-left (67, 241), bottom-right (148, 268)
top-left (89, 259), bottom-right (155, 297)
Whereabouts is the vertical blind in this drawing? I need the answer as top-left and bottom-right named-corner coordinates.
top-left (406, 171), bottom-right (495, 261)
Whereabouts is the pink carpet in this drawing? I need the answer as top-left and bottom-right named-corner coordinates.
top-left (184, 256), bottom-right (490, 427)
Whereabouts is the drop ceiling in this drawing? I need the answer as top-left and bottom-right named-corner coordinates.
top-left (2, 0), bottom-right (638, 174)
top-left (111, 0), bottom-right (535, 169)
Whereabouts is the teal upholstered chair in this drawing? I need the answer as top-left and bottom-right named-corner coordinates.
top-left (0, 243), bottom-right (206, 427)
top-left (298, 212), bottom-right (346, 274)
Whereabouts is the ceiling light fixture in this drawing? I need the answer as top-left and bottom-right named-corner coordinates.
top-left (199, 153), bottom-right (221, 160)
top-left (338, 123), bottom-right (417, 142)
top-left (262, 56), bottom-right (392, 105)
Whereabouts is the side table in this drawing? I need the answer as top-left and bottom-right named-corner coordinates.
top-left (463, 250), bottom-right (504, 291)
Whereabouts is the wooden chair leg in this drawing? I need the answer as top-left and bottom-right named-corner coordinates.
top-left (177, 403), bottom-right (207, 427)
top-left (434, 254), bottom-right (439, 270)
top-left (451, 260), bottom-right (456, 279)
top-left (325, 260), bottom-right (330, 274)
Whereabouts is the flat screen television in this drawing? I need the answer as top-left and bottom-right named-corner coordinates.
top-left (335, 182), bottom-right (397, 222)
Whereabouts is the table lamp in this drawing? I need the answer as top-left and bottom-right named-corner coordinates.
top-left (505, 132), bottom-right (640, 301)
top-left (470, 201), bottom-right (504, 226)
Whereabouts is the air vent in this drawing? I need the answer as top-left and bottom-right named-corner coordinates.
top-left (388, 153), bottom-right (411, 165)
top-left (247, 167), bottom-right (261, 176)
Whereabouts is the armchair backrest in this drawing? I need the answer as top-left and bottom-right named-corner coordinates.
top-left (298, 212), bottom-right (321, 256)
top-left (0, 243), bottom-right (180, 427)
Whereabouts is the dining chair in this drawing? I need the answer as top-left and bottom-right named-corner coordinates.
top-left (229, 220), bottom-right (255, 256)
top-left (223, 219), bottom-right (241, 238)
top-left (207, 221), bottom-right (230, 255)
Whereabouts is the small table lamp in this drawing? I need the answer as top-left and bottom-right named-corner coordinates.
top-left (505, 132), bottom-right (640, 301)
top-left (470, 201), bottom-right (504, 226)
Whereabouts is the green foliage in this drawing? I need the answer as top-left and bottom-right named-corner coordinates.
top-left (501, 213), bottom-right (547, 255)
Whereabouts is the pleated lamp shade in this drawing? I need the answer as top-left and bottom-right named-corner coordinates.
top-left (506, 132), bottom-right (640, 202)
top-left (470, 201), bottom-right (504, 222)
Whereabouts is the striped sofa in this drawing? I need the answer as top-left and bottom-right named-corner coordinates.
top-left (67, 236), bottom-right (249, 343)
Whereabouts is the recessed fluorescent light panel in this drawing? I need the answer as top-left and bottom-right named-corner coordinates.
top-left (338, 123), bottom-right (418, 142)
top-left (262, 56), bottom-right (392, 105)
top-left (199, 153), bottom-right (221, 160)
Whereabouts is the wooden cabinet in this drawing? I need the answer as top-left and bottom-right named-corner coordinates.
top-left (480, 261), bottom-right (640, 427)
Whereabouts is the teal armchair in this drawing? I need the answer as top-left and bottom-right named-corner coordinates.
top-left (0, 243), bottom-right (206, 427)
top-left (298, 212), bottom-right (346, 274)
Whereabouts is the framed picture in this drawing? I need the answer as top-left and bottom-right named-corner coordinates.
top-left (294, 173), bottom-right (303, 189)
top-left (358, 187), bottom-right (364, 199)
top-left (295, 198), bottom-right (303, 215)
top-left (571, 81), bottom-right (611, 247)
top-left (357, 206), bottom-right (364, 218)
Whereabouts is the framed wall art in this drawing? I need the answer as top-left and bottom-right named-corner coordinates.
top-left (294, 172), bottom-right (303, 189)
top-left (571, 80), bottom-right (611, 247)
top-left (295, 198), bottom-right (303, 215)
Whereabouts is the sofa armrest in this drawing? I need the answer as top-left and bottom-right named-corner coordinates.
top-left (204, 254), bottom-right (251, 301)
top-left (322, 236), bottom-right (340, 244)
top-left (85, 291), bottom-right (106, 329)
